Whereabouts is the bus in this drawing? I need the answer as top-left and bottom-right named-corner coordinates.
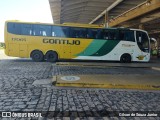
top-left (4, 20), bottom-right (151, 62)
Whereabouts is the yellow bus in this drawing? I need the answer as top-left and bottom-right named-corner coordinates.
top-left (4, 20), bottom-right (151, 62)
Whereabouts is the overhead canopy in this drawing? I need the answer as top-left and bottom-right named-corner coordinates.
top-left (49, 0), bottom-right (160, 36)
top-left (49, 0), bottom-right (146, 24)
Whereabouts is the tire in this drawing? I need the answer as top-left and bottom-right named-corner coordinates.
top-left (45, 51), bottom-right (58, 62)
top-left (30, 50), bottom-right (44, 62)
top-left (120, 54), bottom-right (131, 63)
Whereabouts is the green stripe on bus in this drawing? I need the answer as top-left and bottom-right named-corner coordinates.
top-left (77, 40), bottom-right (106, 56)
top-left (91, 40), bottom-right (120, 56)
top-left (77, 40), bottom-right (120, 56)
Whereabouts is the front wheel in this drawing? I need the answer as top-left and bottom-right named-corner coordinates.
top-left (45, 51), bottom-right (58, 62)
top-left (120, 54), bottom-right (131, 63)
top-left (30, 50), bottom-right (44, 62)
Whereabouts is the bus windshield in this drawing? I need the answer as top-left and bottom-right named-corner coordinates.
top-left (136, 31), bottom-right (150, 53)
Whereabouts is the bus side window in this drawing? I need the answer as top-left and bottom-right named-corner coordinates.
top-left (39, 25), bottom-right (51, 36)
top-left (22, 24), bottom-right (32, 35)
top-left (125, 31), bottom-right (135, 42)
top-left (33, 25), bottom-right (38, 36)
top-left (103, 30), bottom-right (118, 40)
top-left (103, 30), bottom-right (109, 40)
top-left (119, 30), bottom-right (135, 42)
top-left (69, 27), bottom-right (86, 38)
top-left (52, 26), bottom-right (59, 37)
top-left (7, 23), bottom-right (22, 35)
top-left (62, 27), bottom-right (69, 37)
top-left (119, 30), bottom-right (125, 40)
top-left (109, 30), bottom-right (118, 40)
top-left (33, 25), bottom-right (51, 36)
top-left (87, 29), bottom-right (98, 39)
top-left (96, 29), bottom-right (103, 39)
top-left (52, 26), bottom-right (68, 37)
top-left (79, 29), bottom-right (87, 38)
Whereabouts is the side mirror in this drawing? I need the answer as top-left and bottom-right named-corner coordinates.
top-left (150, 38), bottom-right (156, 42)
top-left (150, 38), bottom-right (157, 49)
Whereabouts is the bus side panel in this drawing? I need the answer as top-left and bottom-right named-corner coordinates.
top-left (62, 45), bottom-right (71, 59)
top-left (19, 44), bottom-right (28, 58)
top-left (8, 43), bottom-right (19, 57)
top-left (71, 39), bottom-right (96, 59)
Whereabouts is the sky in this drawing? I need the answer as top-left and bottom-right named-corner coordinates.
top-left (0, 0), bottom-right (53, 42)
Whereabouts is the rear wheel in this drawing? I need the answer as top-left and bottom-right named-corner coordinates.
top-left (120, 54), bottom-right (131, 63)
top-left (30, 50), bottom-right (44, 62)
top-left (45, 51), bottom-right (58, 62)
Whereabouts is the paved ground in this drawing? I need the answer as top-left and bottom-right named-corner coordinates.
top-left (0, 50), bottom-right (160, 120)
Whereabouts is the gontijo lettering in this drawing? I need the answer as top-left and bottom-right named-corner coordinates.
top-left (43, 38), bottom-right (80, 45)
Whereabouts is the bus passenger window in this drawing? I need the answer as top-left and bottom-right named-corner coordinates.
top-left (33, 25), bottom-right (51, 36)
top-left (52, 26), bottom-right (60, 37)
top-left (87, 29), bottom-right (98, 39)
top-left (52, 26), bottom-right (69, 37)
top-left (62, 27), bottom-right (69, 37)
top-left (22, 24), bottom-right (32, 35)
top-left (7, 23), bottom-right (22, 35)
top-left (41, 31), bottom-right (46, 36)
top-left (79, 29), bottom-right (87, 38)
top-left (119, 30), bottom-right (135, 42)
top-left (69, 27), bottom-right (86, 38)
top-left (96, 29), bottom-right (103, 39)
top-left (103, 29), bottom-right (118, 40)
top-left (72, 29), bottom-right (78, 38)
top-left (40, 25), bottom-right (51, 36)
top-left (126, 31), bottom-right (135, 42)
top-left (103, 30), bottom-right (109, 39)
top-left (110, 31), bottom-right (117, 40)
top-left (119, 31), bottom-right (125, 40)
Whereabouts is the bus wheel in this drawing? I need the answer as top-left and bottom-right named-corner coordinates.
top-left (30, 50), bottom-right (44, 62)
top-left (45, 51), bottom-right (58, 62)
top-left (120, 54), bottom-right (131, 63)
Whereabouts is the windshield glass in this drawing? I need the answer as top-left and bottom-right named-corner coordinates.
top-left (136, 31), bottom-right (150, 53)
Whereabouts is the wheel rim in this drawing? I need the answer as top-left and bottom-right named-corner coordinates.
top-left (34, 54), bottom-right (40, 59)
top-left (31, 51), bottom-right (43, 62)
top-left (49, 54), bottom-right (54, 59)
top-left (46, 51), bottom-right (58, 62)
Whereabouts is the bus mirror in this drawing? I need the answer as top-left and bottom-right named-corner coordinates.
top-left (150, 38), bottom-right (157, 49)
top-left (150, 38), bottom-right (156, 42)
